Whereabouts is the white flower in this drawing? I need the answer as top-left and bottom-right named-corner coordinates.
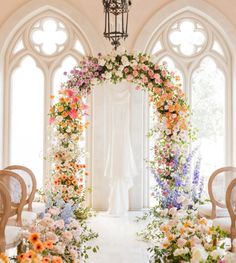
top-left (191, 245), bottom-right (208, 263)
top-left (121, 55), bottom-right (130, 66)
top-left (169, 207), bottom-right (177, 217)
top-left (224, 252), bottom-right (236, 263)
top-left (177, 238), bottom-right (187, 248)
top-left (105, 72), bottom-right (112, 79)
top-left (116, 71), bottom-right (123, 78)
top-left (210, 249), bottom-right (225, 260)
top-left (98, 59), bottom-right (106, 66)
top-left (160, 209), bottom-right (168, 217)
top-left (91, 78), bottom-right (98, 85)
top-left (174, 247), bottom-right (189, 257)
top-left (177, 196), bottom-right (185, 204)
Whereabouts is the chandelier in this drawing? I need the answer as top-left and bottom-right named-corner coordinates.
top-left (103, 0), bottom-right (132, 49)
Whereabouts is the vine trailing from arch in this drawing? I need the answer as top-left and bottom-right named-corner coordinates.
top-left (49, 50), bottom-right (202, 210)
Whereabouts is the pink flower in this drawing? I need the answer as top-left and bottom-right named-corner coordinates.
top-left (148, 70), bottom-right (154, 78)
top-left (148, 82), bottom-right (153, 89)
top-left (49, 117), bottom-right (55, 124)
top-left (54, 219), bottom-right (65, 229)
top-left (162, 70), bottom-right (167, 77)
top-left (142, 76), bottom-right (148, 83)
top-left (124, 67), bottom-right (129, 73)
top-left (62, 231), bottom-right (73, 241)
top-left (154, 64), bottom-right (159, 70)
top-left (69, 109), bottom-right (78, 119)
top-left (127, 74), bottom-right (133, 81)
top-left (133, 70), bottom-right (139, 77)
top-left (141, 64), bottom-right (148, 71)
top-left (65, 89), bottom-right (75, 98)
top-left (135, 86), bottom-right (141, 91)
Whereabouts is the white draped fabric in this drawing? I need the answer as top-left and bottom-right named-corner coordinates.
top-left (104, 82), bottom-right (137, 215)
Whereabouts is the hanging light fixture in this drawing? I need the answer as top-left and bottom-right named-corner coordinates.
top-left (103, 0), bottom-right (132, 50)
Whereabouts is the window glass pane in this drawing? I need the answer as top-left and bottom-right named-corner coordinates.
top-left (10, 56), bottom-right (44, 188)
top-left (30, 18), bottom-right (67, 55)
top-left (192, 57), bottom-right (225, 187)
top-left (53, 56), bottom-right (77, 96)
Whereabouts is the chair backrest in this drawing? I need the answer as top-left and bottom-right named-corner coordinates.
top-left (208, 166), bottom-right (236, 218)
top-left (226, 178), bottom-right (236, 240)
top-left (4, 165), bottom-right (37, 211)
top-left (0, 182), bottom-right (12, 252)
top-left (0, 170), bottom-right (27, 226)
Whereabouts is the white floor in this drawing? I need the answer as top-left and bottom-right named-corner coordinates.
top-left (87, 211), bottom-right (150, 263)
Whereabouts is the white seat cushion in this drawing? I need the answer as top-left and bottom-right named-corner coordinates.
top-left (5, 225), bottom-right (22, 248)
top-left (8, 211), bottom-right (37, 227)
top-left (213, 217), bottom-right (231, 233)
top-left (24, 202), bottom-right (46, 214)
top-left (198, 203), bottom-right (229, 218)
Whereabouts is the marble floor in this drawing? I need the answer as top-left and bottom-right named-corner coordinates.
top-left (87, 211), bottom-right (150, 263)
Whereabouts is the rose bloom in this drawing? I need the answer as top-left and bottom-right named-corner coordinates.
top-left (54, 219), bottom-right (65, 229)
top-left (62, 230), bottom-right (73, 241)
top-left (45, 232), bottom-right (59, 243)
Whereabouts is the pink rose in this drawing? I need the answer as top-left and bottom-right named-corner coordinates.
top-left (133, 70), bottom-right (139, 77)
top-left (69, 109), bottom-right (78, 119)
top-left (62, 231), bottom-right (73, 241)
top-left (148, 82), bottom-right (153, 89)
top-left (124, 67), bottom-right (129, 73)
top-left (127, 74), bottom-right (133, 81)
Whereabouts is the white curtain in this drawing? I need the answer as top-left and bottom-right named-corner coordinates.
top-left (104, 82), bottom-right (137, 215)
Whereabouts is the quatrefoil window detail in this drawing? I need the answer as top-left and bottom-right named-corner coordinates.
top-left (30, 19), bottom-right (67, 55)
top-left (168, 20), bottom-right (206, 56)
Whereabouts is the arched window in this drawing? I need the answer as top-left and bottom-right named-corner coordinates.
top-left (148, 12), bottom-right (232, 203)
top-left (3, 11), bottom-right (90, 188)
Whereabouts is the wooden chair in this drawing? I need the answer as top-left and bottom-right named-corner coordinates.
top-left (4, 165), bottom-right (45, 215)
top-left (213, 177), bottom-right (236, 248)
top-left (0, 181), bottom-right (22, 252)
top-left (198, 167), bottom-right (236, 219)
top-left (0, 169), bottom-right (37, 227)
top-left (0, 170), bottom-right (27, 226)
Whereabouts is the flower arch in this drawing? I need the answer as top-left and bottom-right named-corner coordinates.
top-left (49, 51), bottom-right (197, 209)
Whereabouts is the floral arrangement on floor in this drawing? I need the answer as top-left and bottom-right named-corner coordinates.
top-left (138, 205), bottom-right (235, 263)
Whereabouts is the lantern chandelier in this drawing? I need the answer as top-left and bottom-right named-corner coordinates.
top-left (103, 0), bottom-right (132, 50)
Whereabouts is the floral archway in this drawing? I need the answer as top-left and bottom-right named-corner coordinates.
top-left (16, 51), bottom-right (232, 263)
top-left (49, 50), bottom-right (199, 209)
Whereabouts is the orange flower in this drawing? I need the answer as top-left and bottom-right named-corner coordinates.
top-left (52, 256), bottom-right (63, 263)
top-left (33, 241), bottom-right (45, 253)
top-left (28, 233), bottom-right (40, 244)
top-left (42, 257), bottom-right (51, 263)
top-left (25, 250), bottom-right (36, 259)
top-left (72, 179), bottom-right (77, 185)
top-left (60, 174), bottom-right (67, 180)
top-left (62, 111), bottom-right (69, 118)
top-left (198, 217), bottom-right (208, 225)
top-left (18, 253), bottom-right (26, 262)
top-left (44, 240), bottom-right (54, 250)
top-left (57, 105), bottom-right (64, 112)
